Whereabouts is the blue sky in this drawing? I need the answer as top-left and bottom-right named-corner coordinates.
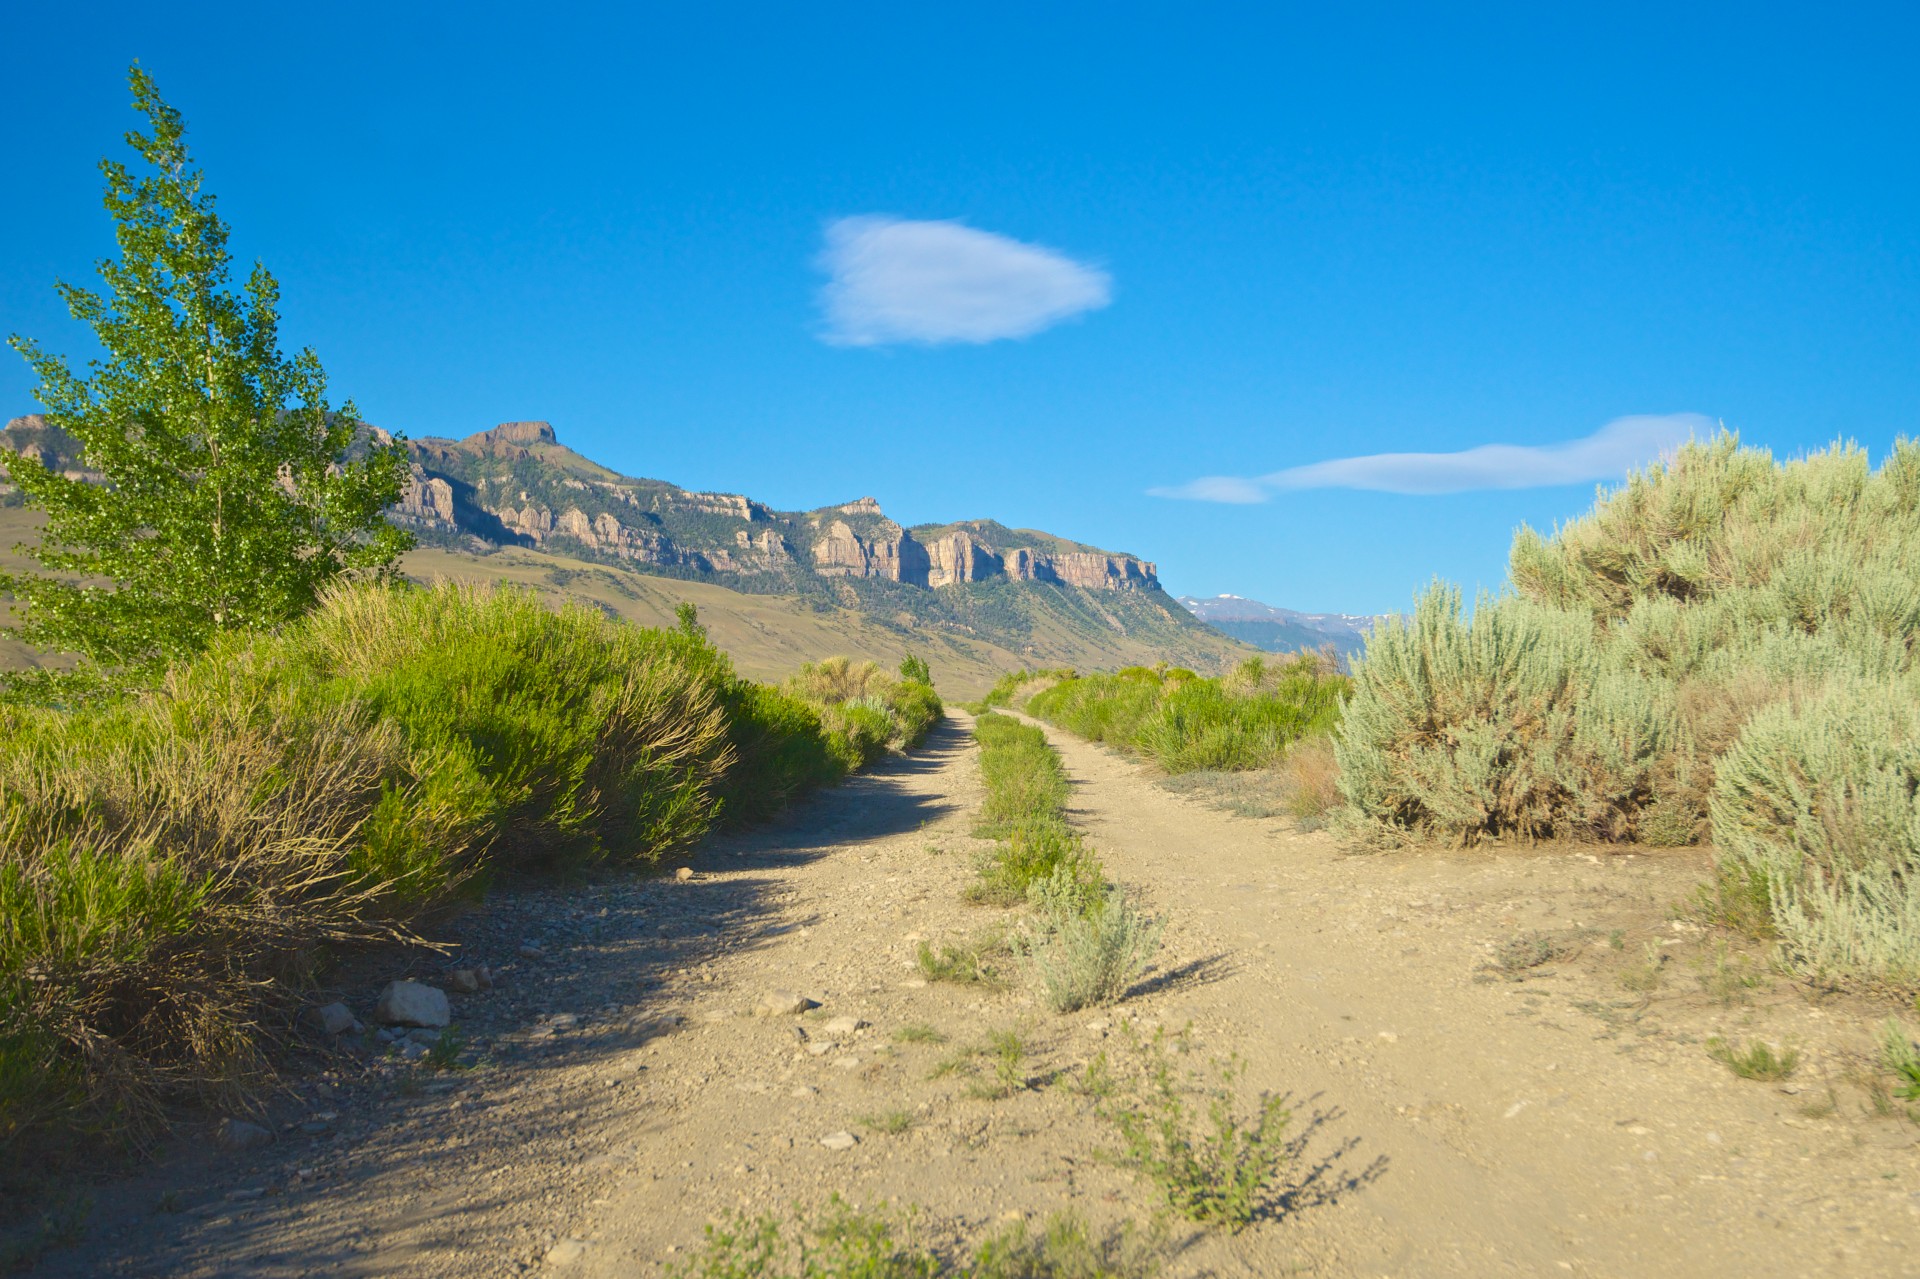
top-left (4, 3), bottom-right (1916, 615)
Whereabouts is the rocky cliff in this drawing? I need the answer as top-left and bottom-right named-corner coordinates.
top-left (396, 422), bottom-right (1160, 596)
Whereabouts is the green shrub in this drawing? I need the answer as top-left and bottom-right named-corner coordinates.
top-left (973, 714), bottom-right (1070, 838)
top-left (785, 656), bottom-right (944, 766)
top-left (1028, 658), bottom-right (1345, 776)
top-left (0, 583), bottom-right (906, 1158)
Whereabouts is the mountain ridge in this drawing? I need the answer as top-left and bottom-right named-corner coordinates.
top-left (3, 414), bottom-right (1257, 690)
top-left (1176, 592), bottom-right (1380, 662)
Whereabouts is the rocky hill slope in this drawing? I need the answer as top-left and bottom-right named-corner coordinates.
top-left (2, 416), bottom-right (1254, 691)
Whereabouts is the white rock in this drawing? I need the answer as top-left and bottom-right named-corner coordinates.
top-left (214, 1118), bottom-right (272, 1150)
top-left (545, 1237), bottom-right (590, 1267)
top-left (305, 1002), bottom-right (362, 1036)
top-left (819, 1131), bottom-right (858, 1151)
top-left (820, 1015), bottom-right (866, 1039)
top-left (674, 867), bottom-right (695, 882)
top-left (374, 980), bottom-right (450, 1028)
top-left (756, 990), bottom-right (818, 1016)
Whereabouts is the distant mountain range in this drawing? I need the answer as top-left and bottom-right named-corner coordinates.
top-left (1175, 594), bottom-right (1380, 662)
top-left (4, 415), bottom-right (1256, 691)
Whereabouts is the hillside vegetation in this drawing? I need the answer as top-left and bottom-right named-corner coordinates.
top-left (1020, 656), bottom-right (1347, 776)
top-left (1337, 434), bottom-right (1920, 988)
top-left (0, 582), bottom-right (940, 1155)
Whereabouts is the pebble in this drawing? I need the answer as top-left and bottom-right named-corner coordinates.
top-left (518, 944), bottom-right (547, 961)
top-left (674, 867), bottom-right (695, 882)
top-left (447, 968), bottom-right (488, 994)
top-left (820, 1015), bottom-right (866, 1039)
top-left (304, 1002), bottom-right (363, 1036)
top-left (819, 1131), bottom-right (858, 1151)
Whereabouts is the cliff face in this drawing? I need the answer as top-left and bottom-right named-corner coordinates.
top-left (400, 422), bottom-right (1160, 595)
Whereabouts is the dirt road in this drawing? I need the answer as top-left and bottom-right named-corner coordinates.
top-left (41, 713), bottom-right (1920, 1277)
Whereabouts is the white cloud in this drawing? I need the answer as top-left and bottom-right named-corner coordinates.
top-left (816, 216), bottom-right (1112, 346)
top-left (1149, 414), bottom-right (1712, 501)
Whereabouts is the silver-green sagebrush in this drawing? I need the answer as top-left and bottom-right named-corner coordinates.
top-left (4, 66), bottom-right (411, 687)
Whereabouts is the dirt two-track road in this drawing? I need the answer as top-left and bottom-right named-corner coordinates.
top-left (40, 714), bottom-right (1920, 1277)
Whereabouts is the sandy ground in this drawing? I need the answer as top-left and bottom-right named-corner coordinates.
top-left (31, 713), bottom-right (1920, 1277)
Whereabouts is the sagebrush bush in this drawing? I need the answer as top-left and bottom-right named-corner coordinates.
top-left (1709, 679), bottom-right (1920, 986)
top-left (1336, 433), bottom-right (1920, 989)
top-left (0, 582), bottom-right (906, 1157)
top-left (1025, 878), bottom-right (1164, 1013)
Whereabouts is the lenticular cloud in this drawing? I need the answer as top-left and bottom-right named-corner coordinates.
top-left (816, 216), bottom-right (1112, 346)
top-left (1149, 414), bottom-right (1712, 501)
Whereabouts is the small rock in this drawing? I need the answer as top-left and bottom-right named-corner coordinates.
top-left (702, 1010), bottom-right (734, 1023)
top-left (806, 1041), bottom-right (835, 1057)
top-left (406, 1028), bottom-right (444, 1047)
top-left (214, 1118), bottom-right (273, 1151)
top-left (305, 1002), bottom-right (362, 1036)
top-left (790, 1086), bottom-right (817, 1098)
top-left (545, 1238), bottom-right (590, 1267)
top-left (1377, 1031), bottom-right (1399, 1043)
top-left (397, 1040), bottom-right (430, 1061)
top-left (819, 1131), bottom-right (858, 1151)
top-left (756, 990), bottom-right (818, 1016)
top-left (831, 1056), bottom-right (862, 1071)
top-left (820, 1015), bottom-right (866, 1039)
top-left (674, 867), bottom-right (695, 882)
top-left (447, 969), bottom-right (483, 995)
top-left (374, 980), bottom-right (450, 1029)
top-left (518, 944), bottom-right (547, 961)
top-left (224, 1187), bottom-right (267, 1202)
top-left (1083, 1020), bottom-right (1110, 1036)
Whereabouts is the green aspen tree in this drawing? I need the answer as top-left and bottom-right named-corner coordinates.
top-left (3, 65), bottom-right (413, 686)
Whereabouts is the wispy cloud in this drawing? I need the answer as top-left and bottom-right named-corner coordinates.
top-left (816, 216), bottom-right (1111, 346)
top-left (1150, 414), bottom-right (1712, 502)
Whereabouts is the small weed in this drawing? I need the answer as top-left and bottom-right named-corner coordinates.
top-left (1620, 943), bottom-right (1667, 993)
top-left (1088, 1022), bottom-right (1289, 1232)
top-left (664, 1195), bottom-right (936, 1278)
top-left (1492, 931), bottom-right (1577, 975)
top-left (424, 1027), bottom-right (469, 1072)
top-left (1707, 1037), bottom-right (1799, 1081)
top-left (1608, 929), bottom-right (1626, 951)
top-left (1797, 1088), bottom-right (1839, 1120)
top-left (0, 1193), bottom-right (91, 1270)
top-left (1696, 943), bottom-right (1767, 1004)
top-left (152, 1190), bottom-right (184, 1215)
top-left (894, 1023), bottom-right (946, 1045)
top-left (860, 1109), bottom-right (917, 1136)
top-left (917, 935), bottom-right (1006, 987)
top-left (969, 1211), bottom-right (1165, 1278)
top-left (1879, 1020), bottom-right (1920, 1100)
top-left (966, 1030), bottom-right (1031, 1100)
